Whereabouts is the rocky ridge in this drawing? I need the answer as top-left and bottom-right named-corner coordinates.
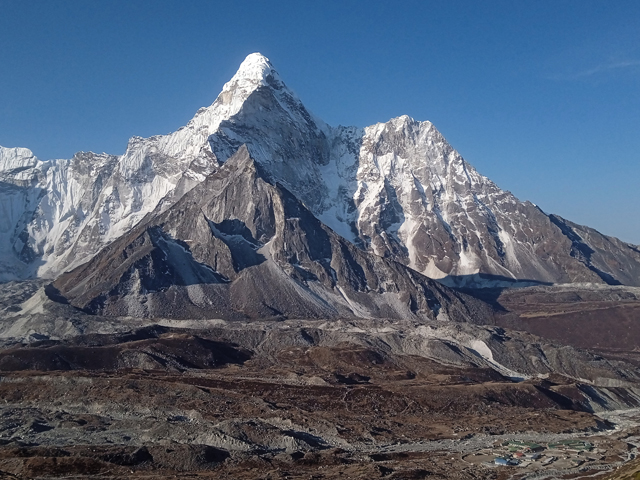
top-left (50, 146), bottom-right (488, 322)
top-left (2, 51), bottom-right (640, 480)
top-left (1, 53), bottom-right (639, 290)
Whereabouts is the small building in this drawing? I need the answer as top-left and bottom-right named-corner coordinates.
top-left (495, 457), bottom-right (518, 466)
top-left (548, 440), bottom-right (592, 452)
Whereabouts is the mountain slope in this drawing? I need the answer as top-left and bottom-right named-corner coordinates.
top-left (0, 54), bottom-right (284, 282)
top-left (51, 146), bottom-right (489, 322)
top-left (1, 53), bottom-right (639, 288)
top-left (203, 55), bottom-right (640, 287)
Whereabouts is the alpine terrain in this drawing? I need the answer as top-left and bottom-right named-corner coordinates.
top-left (0, 53), bottom-right (639, 479)
top-left (1, 53), bottom-right (640, 290)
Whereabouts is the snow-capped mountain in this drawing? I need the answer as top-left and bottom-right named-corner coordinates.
top-left (200, 54), bottom-right (640, 287)
top-left (1, 53), bottom-right (639, 289)
top-left (52, 145), bottom-right (489, 322)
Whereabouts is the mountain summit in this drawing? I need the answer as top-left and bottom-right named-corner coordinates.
top-left (1, 53), bottom-right (639, 292)
top-left (222, 53), bottom-right (281, 93)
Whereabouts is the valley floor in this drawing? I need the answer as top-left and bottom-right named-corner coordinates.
top-left (0, 282), bottom-right (640, 479)
top-left (0, 367), bottom-right (639, 479)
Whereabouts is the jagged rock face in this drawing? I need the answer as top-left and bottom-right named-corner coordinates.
top-left (0, 147), bottom-right (45, 279)
top-left (1, 53), bottom-right (640, 288)
top-left (547, 215), bottom-right (640, 286)
top-left (203, 56), bottom-right (640, 287)
top-left (52, 147), bottom-right (489, 322)
top-left (345, 117), bottom-right (570, 284)
top-left (0, 55), bottom-right (284, 281)
top-left (0, 139), bottom-right (217, 282)
top-left (343, 119), bottom-right (640, 286)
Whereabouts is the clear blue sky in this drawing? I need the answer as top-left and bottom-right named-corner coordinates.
top-left (1, 1), bottom-right (639, 243)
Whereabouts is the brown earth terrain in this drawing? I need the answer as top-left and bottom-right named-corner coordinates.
top-left (0, 283), bottom-right (639, 479)
top-left (0, 320), bottom-right (638, 479)
top-left (467, 285), bottom-right (640, 352)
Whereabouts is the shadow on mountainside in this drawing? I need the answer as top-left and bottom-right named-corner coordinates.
top-left (0, 325), bottom-right (252, 372)
top-left (440, 273), bottom-right (553, 312)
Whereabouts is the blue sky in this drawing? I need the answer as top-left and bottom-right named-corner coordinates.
top-left (1, 1), bottom-right (639, 243)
